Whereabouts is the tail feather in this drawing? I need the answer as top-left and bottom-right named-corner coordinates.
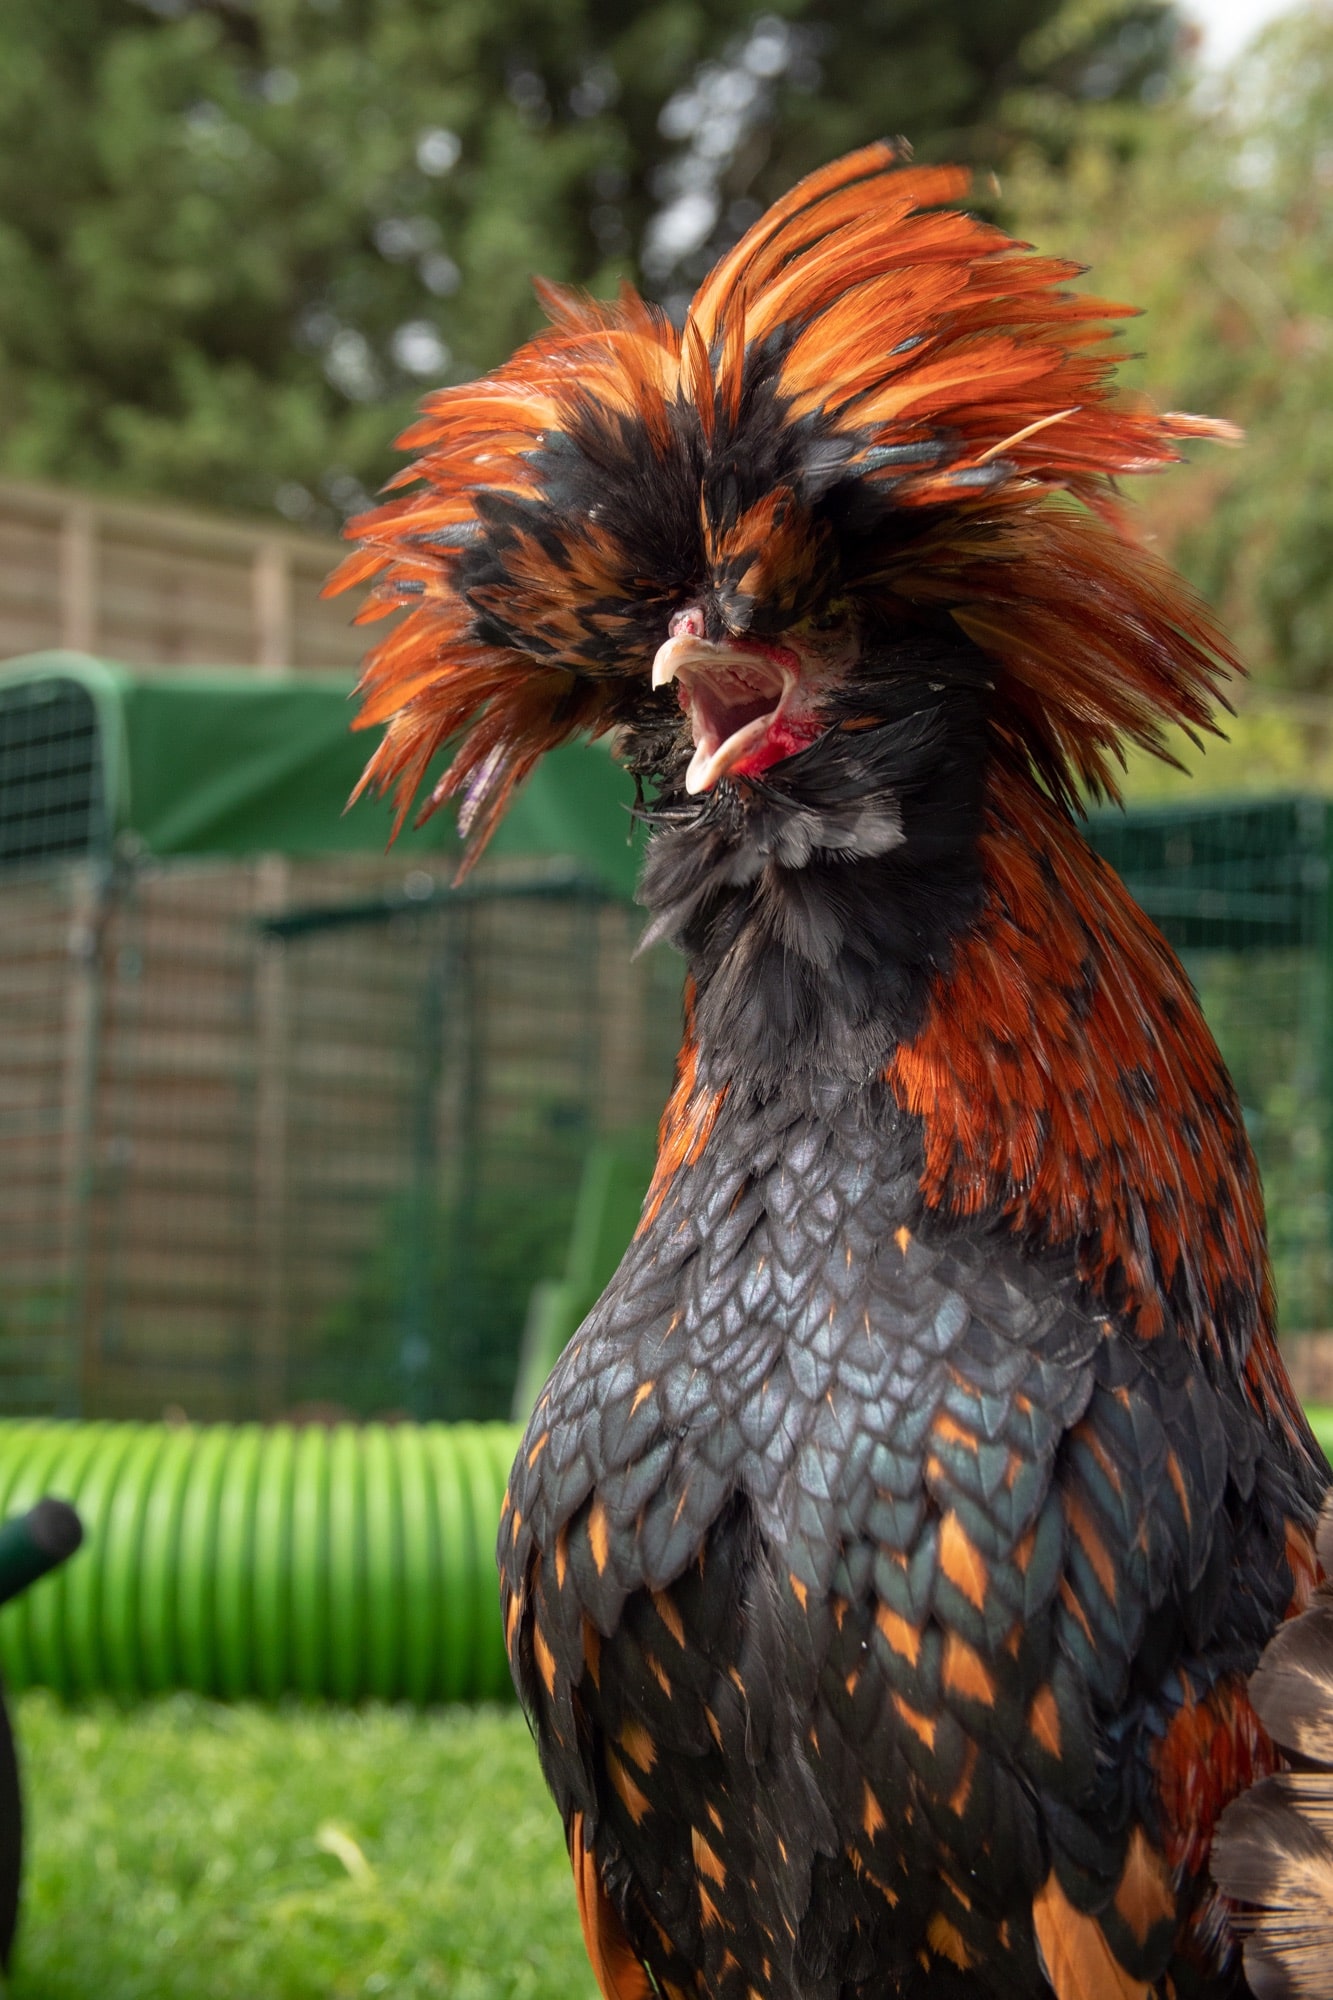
top-left (1212, 1493), bottom-right (1333, 1999)
top-left (569, 1812), bottom-right (654, 2000)
top-left (1249, 1604), bottom-right (1333, 1766)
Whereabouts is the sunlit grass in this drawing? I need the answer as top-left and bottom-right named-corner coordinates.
top-left (8, 1692), bottom-right (595, 2000)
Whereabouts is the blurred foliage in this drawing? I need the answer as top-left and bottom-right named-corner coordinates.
top-left (1116, 701), bottom-right (1333, 807)
top-left (0, 0), bottom-right (1179, 525)
top-left (1006, 4), bottom-right (1333, 701)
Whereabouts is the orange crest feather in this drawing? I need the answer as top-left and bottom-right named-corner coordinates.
top-left (328, 141), bottom-right (1239, 854)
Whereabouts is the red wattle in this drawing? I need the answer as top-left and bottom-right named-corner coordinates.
top-left (730, 713), bottom-right (823, 779)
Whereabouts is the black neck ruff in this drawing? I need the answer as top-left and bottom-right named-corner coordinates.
top-left (635, 628), bottom-right (994, 1096)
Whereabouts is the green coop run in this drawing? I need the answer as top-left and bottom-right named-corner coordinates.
top-left (2, 649), bottom-right (1332, 1430)
top-left (1088, 797), bottom-right (1333, 1333)
top-left (0, 653), bottom-right (680, 1425)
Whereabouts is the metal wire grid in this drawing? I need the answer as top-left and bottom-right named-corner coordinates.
top-left (0, 675), bottom-right (106, 869)
top-left (3, 734), bottom-right (1333, 1418)
top-left (1088, 798), bottom-right (1333, 1330)
top-left (0, 853), bottom-right (681, 1422)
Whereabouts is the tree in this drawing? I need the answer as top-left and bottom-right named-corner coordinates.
top-left (1005, 3), bottom-right (1333, 706)
top-left (0, 0), bottom-right (1181, 526)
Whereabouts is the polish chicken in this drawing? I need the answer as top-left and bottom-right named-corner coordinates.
top-left (334, 145), bottom-right (1330, 1999)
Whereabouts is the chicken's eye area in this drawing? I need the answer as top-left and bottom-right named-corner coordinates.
top-left (651, 631), bottom-right (821, 795)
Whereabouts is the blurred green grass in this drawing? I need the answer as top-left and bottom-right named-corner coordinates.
top-left (6, 1692), bottom-right (595, 2000)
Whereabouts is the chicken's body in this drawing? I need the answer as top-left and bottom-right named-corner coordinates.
top-left (502, 786), bottom-right (1320, 2000)
top-left (337, 146), bottom-right (1330, 1997)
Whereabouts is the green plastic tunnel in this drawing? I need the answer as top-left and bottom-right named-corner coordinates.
top-left (0, 1421), bottom-right (522, 1703)
top-left (3, 1410), bottom-right (1333, 1704)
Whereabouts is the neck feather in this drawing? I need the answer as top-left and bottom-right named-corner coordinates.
top-left (887, 778), bottom-right (1306, 1437)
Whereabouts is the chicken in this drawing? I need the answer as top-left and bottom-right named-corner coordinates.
top-left (334, 144), bottom-right (1331, 2000)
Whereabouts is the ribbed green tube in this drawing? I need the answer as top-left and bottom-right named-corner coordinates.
top-left (1309, 1406), bottom-right (1333, 1468)
top-left (0, 1421), bottom-right (522, 1704)
top-left (9, 1409), bottom-right (1330, 1703)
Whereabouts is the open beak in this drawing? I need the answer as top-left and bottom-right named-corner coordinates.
top-left (651, 634), bottom-right (800, 795)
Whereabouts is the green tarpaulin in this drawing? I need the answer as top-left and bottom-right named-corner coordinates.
top-left (0, 651), bottom-right (643, 896)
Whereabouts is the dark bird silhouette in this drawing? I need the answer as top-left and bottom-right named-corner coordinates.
top-left (333, 144), bottom-right (1331, 1999)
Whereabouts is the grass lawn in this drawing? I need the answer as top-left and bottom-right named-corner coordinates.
top-left (6, 1691), bottom-right (596, 2000)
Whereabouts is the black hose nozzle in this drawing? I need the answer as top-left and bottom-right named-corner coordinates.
top-left (0, 1500), bottom-right (84, 1610)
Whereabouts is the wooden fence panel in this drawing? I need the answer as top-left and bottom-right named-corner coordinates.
top-left (0, 476), bottom-right (369, 674)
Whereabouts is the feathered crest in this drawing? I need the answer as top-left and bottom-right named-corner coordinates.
top-left (329, 141), bottom-right (1239, 856)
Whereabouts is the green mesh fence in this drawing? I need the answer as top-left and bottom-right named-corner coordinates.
top-left (1087, 798), bottom-right (1333, 1333)
top-left (2, 648), bottom-right (1332, 1422)
top-left (0, 665), bottom-right (682, 1424)
top-left (0, 851), bottom-right (682, 1423)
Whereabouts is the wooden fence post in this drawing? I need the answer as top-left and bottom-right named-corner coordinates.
top-left (59, 501), bottom-right (97, 654)
top-left (252, 541), bottom-right (293, 674)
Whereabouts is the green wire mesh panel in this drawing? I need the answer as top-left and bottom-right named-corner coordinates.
top-left (0, 676), bottom-right (112, 1413)
top-left (0, 849), bottom-right (681, 1424)
top-left (4, 678), bottom-right (1333, 1427)
top-left (262, 878), bottom-right (681, 1422)
top-left (0, 673), bottom-right (108, 869)
top-left (1088, 798), bottom-right (1333, 1332)
top-left (0, 663), bottom-right (681, 1424)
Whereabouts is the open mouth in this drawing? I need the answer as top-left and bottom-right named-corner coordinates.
top-left (651, 634), bottom-right (803, 795)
